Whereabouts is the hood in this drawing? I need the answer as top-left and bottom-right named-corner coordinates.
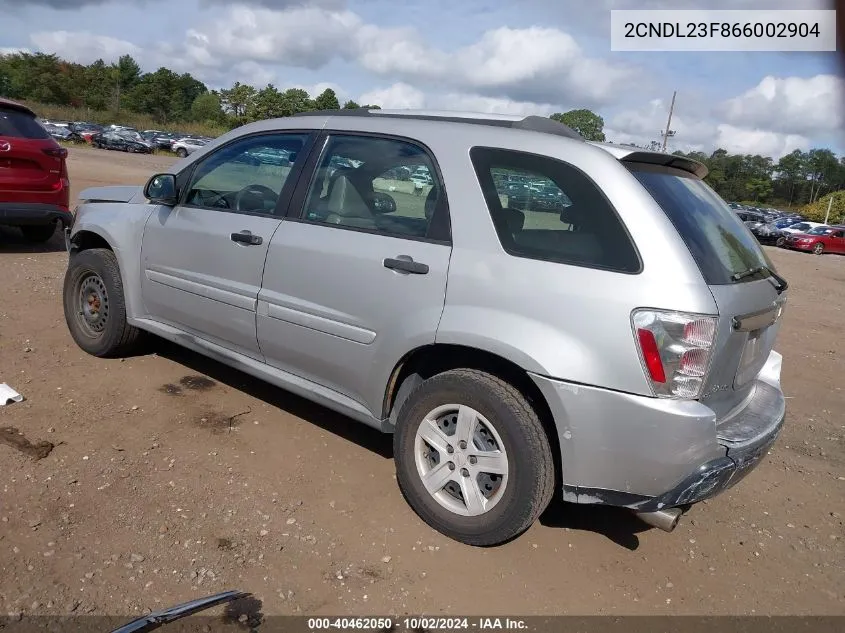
top-left (78, 185), bottom-right (144, 204)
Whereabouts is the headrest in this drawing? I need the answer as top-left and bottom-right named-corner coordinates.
top-left (326, 174), bottom-right (373, 218)
top-left (424, 186), bottom-right (439, 221)
top-left (493, 207), bottom-right (525, 232)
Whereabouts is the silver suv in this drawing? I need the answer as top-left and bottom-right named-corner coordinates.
top-left (62, 110), bottom-right (788, 546)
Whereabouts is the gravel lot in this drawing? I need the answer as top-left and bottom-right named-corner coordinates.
top-left (0, 147), bottom-right (843, 619)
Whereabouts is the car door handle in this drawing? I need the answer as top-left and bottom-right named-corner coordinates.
top-left (230, 230), bottom-right (263, 246)
top-left (383, 256), bottom-right (429, 275)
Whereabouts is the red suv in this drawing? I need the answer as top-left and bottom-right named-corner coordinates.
top-left (0, 98), bottom-right (71, 243)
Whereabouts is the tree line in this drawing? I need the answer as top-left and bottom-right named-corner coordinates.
top-left (2, 51), bottom-right (843, 210)
top-left (0, 52), bottom-right (379, 127)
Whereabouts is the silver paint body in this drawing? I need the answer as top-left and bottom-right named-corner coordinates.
top-left (69, 112), bottom-right (787, 504)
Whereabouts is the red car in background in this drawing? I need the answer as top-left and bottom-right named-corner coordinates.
top-left (0, 98), bottom-right (72, 243)
top-left (782, 225), bottom-right (845, 255)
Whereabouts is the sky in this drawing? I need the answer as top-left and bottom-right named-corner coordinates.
top-left (0, 0), bottom-right (842, 159)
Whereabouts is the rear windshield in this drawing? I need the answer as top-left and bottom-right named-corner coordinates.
top-left (629, 164), bottom-right (770, 285)
top-left (0, 107), bottom-right (50, 139)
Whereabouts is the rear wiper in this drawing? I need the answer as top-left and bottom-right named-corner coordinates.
top-left (731, 265), bottom-right (789, 294)
top-left (731, 266), bottom-right (765, 281)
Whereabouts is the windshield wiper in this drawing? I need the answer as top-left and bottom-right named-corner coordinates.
top-left (731, 265), bottom-right (788, 294)
top-left (110, 590), bottom-right (250, 633)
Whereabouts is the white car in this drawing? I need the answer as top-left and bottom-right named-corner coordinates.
top-left (781, 221), bottom-right (824, 235)
top-left (171, 137), bottom-right (209, 158)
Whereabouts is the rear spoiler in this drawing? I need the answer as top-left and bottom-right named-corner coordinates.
top-left (621, 152), bottom-right (709, 179)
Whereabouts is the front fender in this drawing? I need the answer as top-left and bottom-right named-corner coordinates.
top-left (69, 202), bottom-right (154, 320)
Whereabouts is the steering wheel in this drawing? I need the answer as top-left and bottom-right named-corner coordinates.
top-left (234, 184), bottom-right (279, 213)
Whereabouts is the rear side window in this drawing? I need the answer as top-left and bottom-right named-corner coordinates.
top-left (629, 163), bottom-right (769, 285)
top-left (470, 147), bottom-right (640, 273)
top-left (0, 108), bottom-right (50, 139)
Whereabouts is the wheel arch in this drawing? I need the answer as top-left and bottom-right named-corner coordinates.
top-left (69, 229), bottom-right (114, 254)
top-left (383, 343), bottom-right (562, 488)
top-left (67, 221), bottom-right (145, 320)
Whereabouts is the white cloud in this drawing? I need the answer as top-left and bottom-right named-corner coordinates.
top-left (18, 1), bottom-right (843, 160)
top-left (713, 124), bottom-right (810, 157)
top-left (357, 24), bottom-right (637, 107)
top-left (429, 93), bottom-right (557, 116)
top-left (0, 46), bottom-right (30, 55)
top-left (605, 82), bottom-right (833, 158)
top-left (185, 6), bottom-right (362, 69)
top-left (291, 81), bottom-right (347, 99)
top-left (141, 5), bottom-right (639, 109)
top-left (356, 83), bottom-right (557, 115)
top-left (29, 30), bottom-right (139, 64)
top-left (359, 83), bottom-right (425, 109)
top-left (722, 74), bottom-right (844, 137)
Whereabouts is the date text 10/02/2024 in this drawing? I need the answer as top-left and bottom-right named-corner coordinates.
top-left (306, 617), bottom-right (528, 630)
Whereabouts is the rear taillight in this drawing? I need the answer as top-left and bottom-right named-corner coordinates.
top-left (632, 309), bottom-right (718, 399)
top-left (42, 147), bottom-right (68, 159)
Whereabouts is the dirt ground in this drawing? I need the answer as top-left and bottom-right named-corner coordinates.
top-left (0, 147), bottom-right (843, 619)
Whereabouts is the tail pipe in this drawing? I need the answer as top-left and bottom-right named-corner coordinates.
top-left (635, 507), bottom-right (683, 532)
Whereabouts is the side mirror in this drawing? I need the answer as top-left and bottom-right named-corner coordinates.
top-left (144, 173), bottom-right (178, 205)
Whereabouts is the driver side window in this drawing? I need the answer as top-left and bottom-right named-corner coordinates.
top-left (183, 133), bottom-right (309, 215)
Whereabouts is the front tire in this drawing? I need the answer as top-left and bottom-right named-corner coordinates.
top-left (813, 243), bottom-right (824, 255)
top-left (63, 248), bottom-right (142, 357)
top-left (394, 369), bottom-right (555, 546)
top-left (176, 148), bottom-right (188, 158)
top-left (775, 236), bottom-right (786, 247)
top-left (20, 223), bottom-right (56, 243)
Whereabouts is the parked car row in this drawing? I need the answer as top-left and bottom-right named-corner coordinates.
top-left (38, 118), bottom-right (215, 156)
top-left (731, 204), bottom-right (844, 255)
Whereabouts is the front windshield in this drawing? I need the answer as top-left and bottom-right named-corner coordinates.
top-left (789, 223), bottom-right (810, 231)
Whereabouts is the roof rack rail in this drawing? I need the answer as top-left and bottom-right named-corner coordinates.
top-left (293, 109), bottom-right (584, 141)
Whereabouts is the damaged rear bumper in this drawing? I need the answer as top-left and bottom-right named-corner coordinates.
top-left (530, 350), bottom-right (786, 511)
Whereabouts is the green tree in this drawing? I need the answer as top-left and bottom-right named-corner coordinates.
top-left (774, 150), bottom-right (805, 204)
top-left (313, 88), bottom-right (340, 110)
top-left (191, 91), bottom-right (224, 123)
top-left (123, 67), bottom-right (202, 123)
top-left (245, 84), bottom-right (286, 121)
top-left (342, 99), bottom-right (360, 109)
top-left (82, 59), bottom-right (114, 111)
top-left (278, 88), bottom-right (314, 116)
top-left (806, 148), bottom-right (839, 203)
top-left (111, 54), bottom-right (141, 111)
top-left (550, 109), bottom-right (605, 141)
top-left (747, 178), bottom-right (773, 202)
top-left (219, 81), bottom-right (257, 120)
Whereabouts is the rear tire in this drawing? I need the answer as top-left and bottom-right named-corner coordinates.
top-left (176, 148), bottom-right (188, 158)
top-left (20, 223), bottom-right (56, 243)
top-left (775, 236), bottom-right (786, 247)
top-left (63, 248), bottom-right (143, 357)
top-left (394, 369), bottom-right (555, 546)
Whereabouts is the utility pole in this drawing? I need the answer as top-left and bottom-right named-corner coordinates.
top-left (661, 90), bottom-right (677, 152)
top-left (824, 194), bottom-right (834, 225)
